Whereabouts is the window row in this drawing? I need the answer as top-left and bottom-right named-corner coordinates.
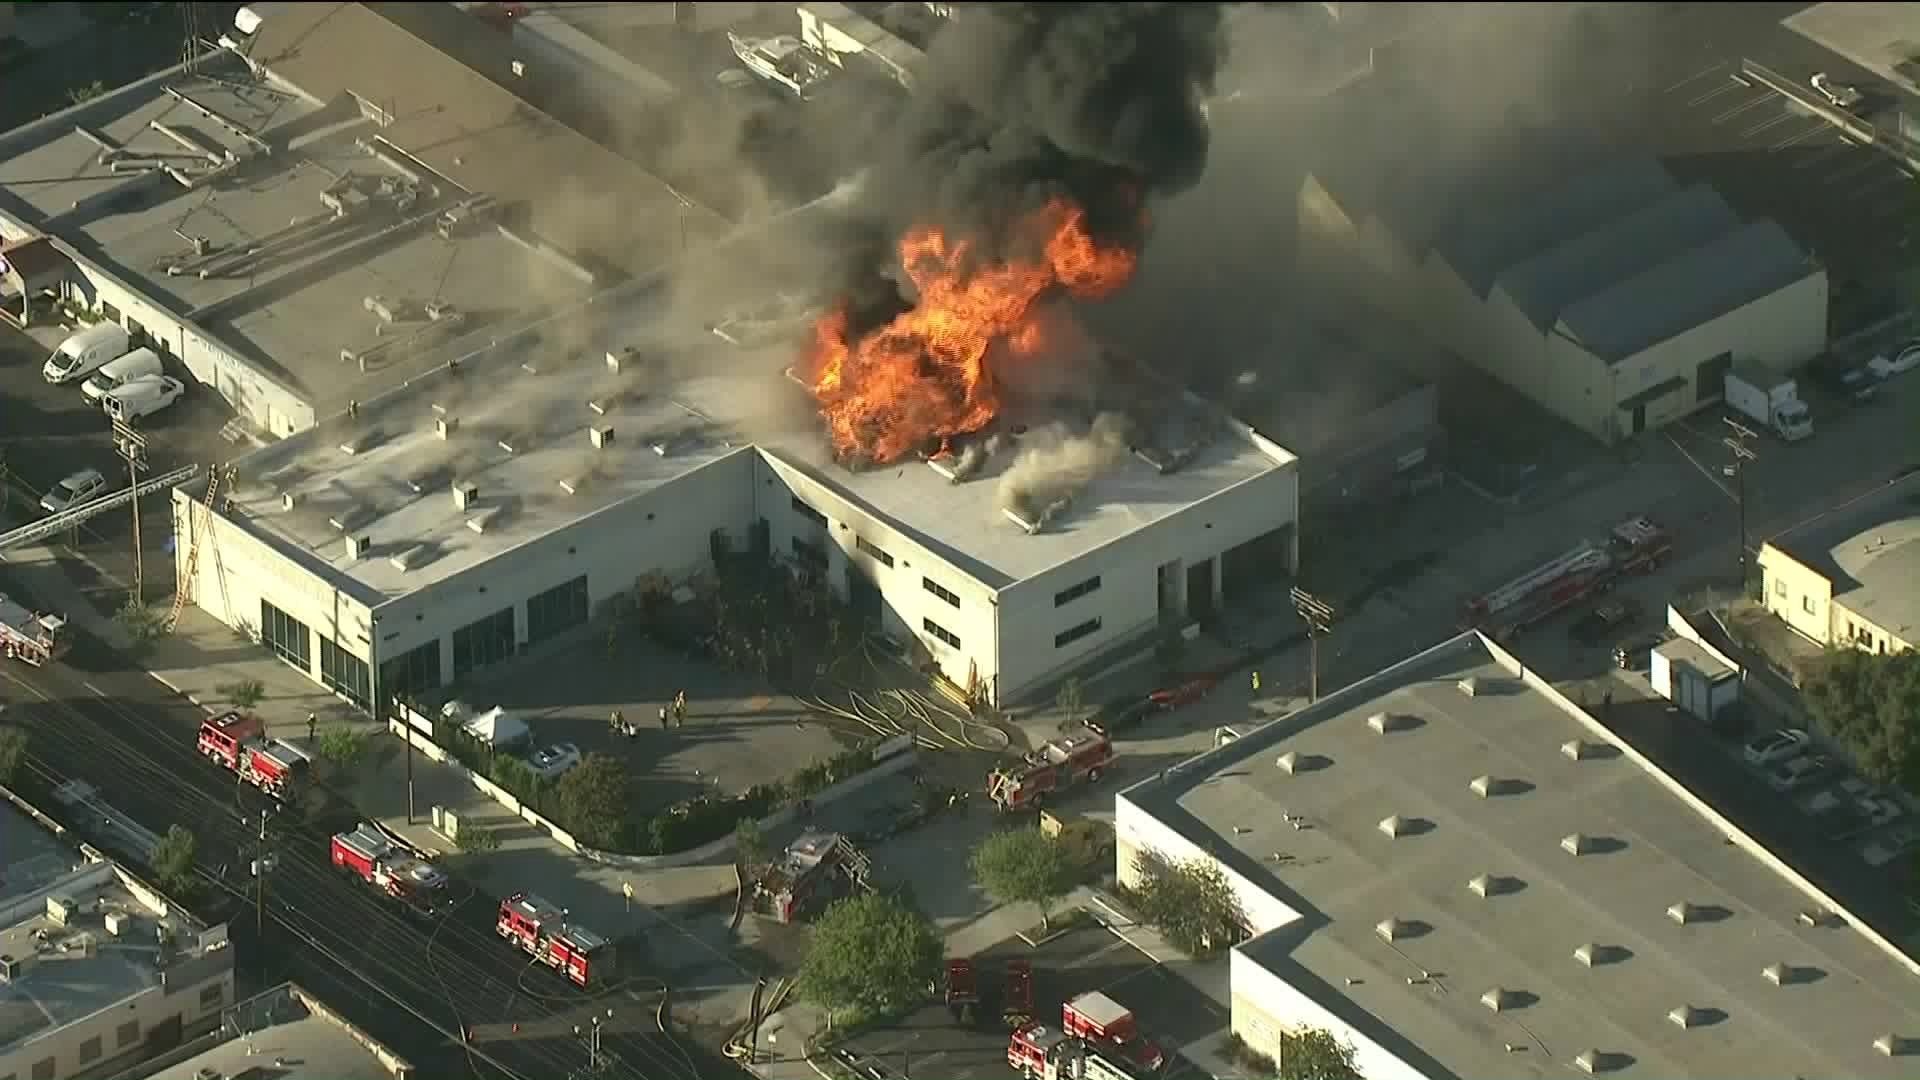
top-left (923, 577), bottom-right (959, 608)
top-left (923, 617), bottom-right (961, 650)
top-left (856, 535), bottom-right (895, 568)
top-left (792, 496), bottom-right (828, 527)
top-left (527, 574), bottom-right (589, 644)
top-left (1055, 575), bottom-right (1101, 607)
top-left (1056, 618), bottom-right (1101, 649)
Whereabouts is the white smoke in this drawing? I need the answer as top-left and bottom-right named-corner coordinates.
top-left (996, 412), bottom-right (1132, 513)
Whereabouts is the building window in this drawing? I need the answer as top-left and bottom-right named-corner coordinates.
top-left (855, 536), bottom-right (894, 568)
top-left (117, 1019), bottom-right (140, 1048)
top-left (1054, 575), bottom-right (1102, 607)
top-left (99, 300), bottom-right (122, 324)
top-left (380, 640), bottom-right (442, 707)
top-left (200, 982), bottom-right (225, 1008)
top-left (452, 607), bottom-right (516, 679)
top-left (1773, 578), bottom-right (1785, 598)
top-left (1056, 618), bottom-right (1102, 648)
top-left (923, 618), bottom-right (960, 650)
top-left (791, 496), bottom-right (827, 528)
top-left (80, 1035), bottom-right (102, 1063)
top-left (1802, 595), bottom-right (1814, 616)
top-left (319, 638), bottom-right (371, 709)
top-left (527, 575), bottom-right (590, 644)
top-left (923, 577), bottom-right (959, 608)
top-left (792, 536), bottom-right (827, 569)
top-left (33, 1058), bottom-right (54, 1080)
top-left (260, 600), bottom-right (312, 672)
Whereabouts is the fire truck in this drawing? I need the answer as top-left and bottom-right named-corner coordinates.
top-left (330, 824), bottom-right (451, 915)
top-left (1457, 515), bottom-right (1672, 640)
top-left (1062, 991), bottom-right (1164, 1072)
top-left (753, 830), bottom-right (861, 924)
top-left (195, 712), bottom-right (310, 797)
top-left (988, 733), bottom-right (1114, 812)
top-left (197, 711), bottom-right (262, 769)
top-left (0, 595), bottom-right (66, 667)
top-left (945, 957), bottom-right (978, 1022)
top-left (496, 892), bottom-right (615, 987)
top-left (1010, 1024), bottom-right (1143, 1080)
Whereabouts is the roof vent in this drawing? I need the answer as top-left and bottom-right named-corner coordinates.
top-left (1480, 987), bottom-right (1521, 1013)
top-left (326, 508), bottom-right (365, 532)
top-left (1873, 1034), bottom-right (1912, 1057)
top-left (466, 507), bottom-right (501, 534)
top-left (497, 434), bottom-right (525, 455)
top-left (1275, 751), bottom-right (1301, 775)
top-left (344, 534), bottom-right (372, 561)
top-left (1378, 815), bottom-right (1412, 839)
top-left (1374, 918), bottom-right (1417, 943)
top-left (1667, 901), bottom-right (1701, 925)
top-left (649, 438), bottom-right (672, 457)
top-left (1468, 874), bottom-right (1520, 898)
top-left (1456, 676), bottom-right (1483, 697)
top-left (1762, 963), bottom-right (1789, 985)
top-left (436, 416), bottom-right (459, 440)
top-left (338, 432), bottom-right (374, 455)
top-left (606, 347), bottom-right (640, 374)
top-left (591, 425), bottom-right (615, 449)
top-left (1561, 833), bottom-right (1596, 856)
top-left (388, 545), bottom-right (423, 572)
top-left (1561, 739), bottom-right (1596, 761)
top-left (1469, 775), bottom-right (1497, 797)
top-left (1667, 1005), bottom-right (1710, 1029)
top-left (1573, 943), bottom-right (1599, 966)
top-left (1366, 712), bottom-right (1410, 734)
top-left (453, 482), bottom-right (479, 511)
top-left (1572, 1049), bottom-right (1617, 1074)
top-left (281, 491), bottom-right (298, 511)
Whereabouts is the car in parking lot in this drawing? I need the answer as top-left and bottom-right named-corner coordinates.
top-left (1570, 597), bottom-right (1643, 647)
top-left (1867, 342), bottom-right (1920, 381)
top-left (1743, 727), bottom-right (1808, 767)
top-left (1810, 72), bottom-right (1863, 110)
top-left (525, 742), bottom-right (581, 780)
top-left (1766, 752), bottom-right (1832, 793)
top-left (1806, 352), bottom-right (1881, 402)
top-left (38, 468), bottom-right (108, 514)
top-left (1860, 823), bottom-right (1919, 868)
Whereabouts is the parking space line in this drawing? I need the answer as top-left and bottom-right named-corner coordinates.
top-left (1709, 93), bottom-right (1772, 124)
top-left (1665, 63), bottom-right (1727, 95)
top-left (1740, 111), bottom-right (1803, 140)
top-left (1769, 124), bottom-right (1828, 153)
top-left (1690, 80), bottom-right (1749, 109)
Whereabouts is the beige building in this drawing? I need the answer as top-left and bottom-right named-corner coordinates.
top-left (0, 803), bottom-right (234, 1080)
top-left (1299, 85), bottom-right (1827, 444)
top-left (1758, 472), bottom-right (1920, 654)
top-left (140, 981), bottom-right (412, 1080)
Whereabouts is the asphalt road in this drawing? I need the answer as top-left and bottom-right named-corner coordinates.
top-left (0, 627), bottom-right (735, 1080)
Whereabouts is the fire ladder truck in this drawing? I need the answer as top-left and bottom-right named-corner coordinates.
top-left (1010, 1024), bottom-right (1145, 1080)
top-left (1457, 515), bottom-right (1672, 640)
top-left (989, 733), bottom-right (1115, 812)
top-left (495, 892), bottom-right (616, 986)
top-left (0, 593), bottom-right (68, 666)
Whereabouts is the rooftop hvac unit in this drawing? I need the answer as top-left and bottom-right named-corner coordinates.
top-left (607, 347), bottom-right (639, 374)
top-left (0, 952), bottom-right (36, 982)
top-left (104, 910), bottom-right (131, 937)
top-left (363, 295), bottom-right (401, 323)
top-left (436, 416), bottom-right (459, 440)
top-left (46, 894), bottom-right (76, 926)
top-left (590, 425), bottom-right (615, 449)
top-left (389, 545), bottom-right (424, 572)
top-left (345, 534), bottom-right (372, 561)
top-left (453, 482), bottom-right (479, 511)
top-left (281, 491), bottom-right (299, 511)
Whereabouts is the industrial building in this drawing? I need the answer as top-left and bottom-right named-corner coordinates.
top-left (1758, 470), bottom-right (1920, 654)
top-left (172, 269), bottom-right (1298, 711)
top-left (139, 982), bottom-right (412, 1080)
top-left (1300, 75), bottom-right (1827, 444)
top-left (1115, 630), bottom-right (1920, 1080)
top-left (0, 2), bottom-right (727, 437)
top-left (0, 800), bottom-right (235, 1080)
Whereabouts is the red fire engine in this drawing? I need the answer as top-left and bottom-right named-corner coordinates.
top-left (1457, 515), bottom-right (1672, 640)
top-left (989, 733), bottom-right (1114, 812)
top-left (754, 830), bottom-right (855, 924)
top-left (1062, 991), bottom-right (1164, 1072)
top-left (1010, 1024), bottom-right (1143, 1080)
top-left (496, 893), bottom-right (615, 986)
top-left (945, 957), bottom-right (978, 1022)
top-left (330, 824), bottom-right (450, 913)
top-left (1004, 958), bottom-right (1034, 1028)
top-left (197, 711), bottom-right (262, 769)
top-left (196, 713), bottom-right (310, 798)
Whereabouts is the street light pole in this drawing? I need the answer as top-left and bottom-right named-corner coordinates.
top-left (1289, 587), bottom-right (1337, 703)
top-left (1722, 418), bottom-right (1758, 589)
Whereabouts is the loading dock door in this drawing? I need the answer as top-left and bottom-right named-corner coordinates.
top-left (1186, 558), bottom-right (1216, 622)
top-left (1222, 525), bottom-right (1294, 602)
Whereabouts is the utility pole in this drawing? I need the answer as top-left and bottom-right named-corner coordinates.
top-left (1289, 586), bottom-right (1336, 703)
top-left (249, 806), bottom-right (275, 942)
top-left (1722, 418), bottom-right (1758, 589)
top-left (112, 418), bottom-right (149, 603)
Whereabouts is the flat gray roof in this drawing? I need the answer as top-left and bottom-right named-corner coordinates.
top-left (0, 801), bottom-right (75, 909)
top-left (1769, 472), bottom-right (1920, 643)
top-left (145, 984), bottom-right (394, 1080)
top-left (1126, 632), bottom-right (1920, 1080)
top-left (0, 61), bottom-right (596, 418)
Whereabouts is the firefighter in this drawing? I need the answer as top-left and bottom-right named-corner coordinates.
top-left (307, 713), bottom-right (317, 742)
top-left (659, 705), bottom-right (671, 730)
top-left (673, 690), bottom-right (688, 727)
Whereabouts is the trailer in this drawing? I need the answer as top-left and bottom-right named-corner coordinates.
top-left (989, 733), bottom-right (1114, 812)
top-left (1457, 515), bottom-right (1671, 640)
top-left (0, 594), bottom-right (67, 666)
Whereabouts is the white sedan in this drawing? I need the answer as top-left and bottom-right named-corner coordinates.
top-left (1867, 343), bottom-right (1920, 381)
top-left (526, 742), bottom-right (582, 780)
top-left (1743, 727), bottom-right (1809, 768)
top-left (39, 468), bottom-right (108, 514)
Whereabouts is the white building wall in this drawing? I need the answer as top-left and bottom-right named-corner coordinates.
top-left (1113, 793), bottom-right (1301, 936)
top-left (0, 958), bottom-right (232, 1080)
top-left (1229, 950), bottom-right (1430, 1080)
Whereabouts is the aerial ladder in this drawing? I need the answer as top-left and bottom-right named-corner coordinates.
top-left (166, 464), bottom-right (235, 633)
top-left (0, 464), bottom-right (200, 553)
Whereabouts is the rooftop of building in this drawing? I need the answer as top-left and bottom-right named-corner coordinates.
top-left (1767, 471), bottom-right (1920, 642)
top-left (1, 848), bottom-right (221, 1056)
top-left (0, 800), bottom-right (77, 910)
top-left (141, 983), bottom-right (402, 1080)
top-left (1122, 631), bottom-right (1920, 1080)
top-left (0, 57), bottom-right (600, 419)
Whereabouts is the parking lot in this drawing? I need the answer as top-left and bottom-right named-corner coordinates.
top-left (835, 918), bottom-right (1227, 1080)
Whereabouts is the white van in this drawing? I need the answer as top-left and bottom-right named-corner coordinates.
top-left (101, 375), bottom-right (185, 423)
top-left (81, 347), bottom-right (164, 402)
top-left (42, 323), bottom-right (132, 385)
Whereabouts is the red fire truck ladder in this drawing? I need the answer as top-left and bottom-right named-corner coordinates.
top-left (167, 464), bottom-right (235, 633)
top-left (1477, 540), bottom-right (1610, 616)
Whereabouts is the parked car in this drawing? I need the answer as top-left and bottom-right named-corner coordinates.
top-left (1150, 675), bottom-right (1217, 710)
top-left (1860, 823), bottom-right (1920, 868)
top-left (1766, 753), bottom-right (1832, 793)
top-left (1806, 352), bottom-right (1881, 402)
top-left (525, 742), bottom-right (581, 780)
top-left (1083, 695), bottom-right (1155, 737)
top-left (1743, 727), bottom-right (1808, 767)
top-left (1570, 597), bottom-right (1644, 646)
top-left (1612, 632), bottom-right (1665, 670)
top-left (1867, 342), bottom-right (1920, 381)
top-left (39, 468), bottom-right (108, 514)
top-left (1810, 72), bottom-right (1863, 110)
top-left (1858, 792), bottom-right (1908, 828)
top-left (101, 375), bottom-right (185, 424)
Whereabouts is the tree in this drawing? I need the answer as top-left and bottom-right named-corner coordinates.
top-left (1055, 677), bottom-right (1085, 727)
top-left (734, 817), bottom-right (766, 870)
top-left (315, 727), bottom-right (370, 770)
top-left (1131, 851), bottom-right (1244, 957)
top-left (970, 827), bottom-right (1081, 930)
top-left (151, 825), bottom-right (197, 894)
top-left (555, 753), bottom-right (630, 849)
top-left (1278, 1027), bottom-right (1363, 1080)
top-left (112, 597), bottom-right (165, 647)
top-left (219, 678), bottom-right (266, 709)
top-left (1801, 649), bottom-right (1920, 791)
top-left (0, 726), bottom-right (26, 785)
top-left (796, 890), bottom-right (942, 1022)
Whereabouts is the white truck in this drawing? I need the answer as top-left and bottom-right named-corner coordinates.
top-left (1724, 365), bottom-right (1812, 442)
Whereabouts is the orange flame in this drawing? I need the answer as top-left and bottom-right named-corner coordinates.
top-left (806, 198), bottom-right (1136, 465)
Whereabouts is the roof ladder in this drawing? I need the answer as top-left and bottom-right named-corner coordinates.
top-left (166, 465), bottom-right (235, 633)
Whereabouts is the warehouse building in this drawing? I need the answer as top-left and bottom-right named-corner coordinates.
top-left (1115, 630), bottom-right (1920, 1080)
top-left (1299, 79), bottom-right (1826, 444)
top-left (176, 279), bottom-right (1299, 711)
top-left (143, 981), bottom-right (411, 1080)
top-left (0, 3), bottom-right (726, 437)
top-left (1758, 470), bottom-right (1920, 654)
top-left (1, 802), bottom-right (235, 1080)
